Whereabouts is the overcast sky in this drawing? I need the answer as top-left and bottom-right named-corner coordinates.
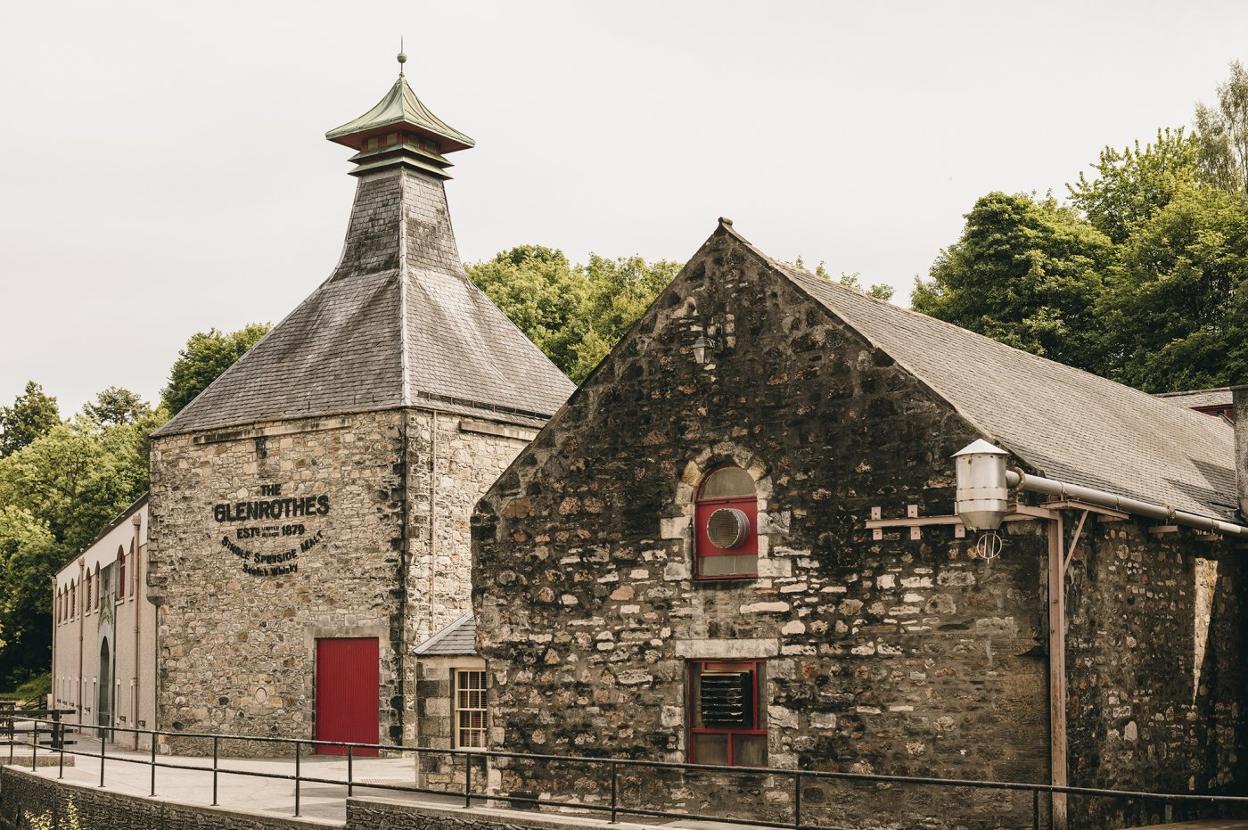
top-left (1, 1), bottom-right (1246, 414)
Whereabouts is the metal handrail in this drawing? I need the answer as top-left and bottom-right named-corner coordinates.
top-left (10, 717), bottom-right (1248, 830)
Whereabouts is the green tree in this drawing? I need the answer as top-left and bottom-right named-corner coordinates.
top-left (0, 506), bottom-right (59, 678)
top-left (81, 386), bottom-right (150, 426)
top-left (161, 323), bottom-right (270, 415)
top-left (829, 267), bottom-right (895, 301)
top-left (468, 249), bottom-right (680, 383)
top-left (912, 192), bottom-right (1114, 372)
top-left (1097, 183), bottom-right (1248, 391)
top-left (1195, 60), bottom-right (1248, 199)
top-left (467, 246), bottom-right (589, 375)
top-left (0, 382), bottom-right (60, 458)
top-left (569, 255), bottom-right (681, 380)
top-left (1067, 128), bottom-right (1202, 245)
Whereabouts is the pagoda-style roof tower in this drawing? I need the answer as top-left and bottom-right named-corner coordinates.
top-left (154, 57), bottom-right (573, 438)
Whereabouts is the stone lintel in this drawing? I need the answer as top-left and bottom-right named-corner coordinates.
top-left (673, 638), bottom-right (780, 659)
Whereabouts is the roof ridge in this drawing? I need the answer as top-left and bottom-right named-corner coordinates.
top-left (413, 609), bottom-right (474, 654)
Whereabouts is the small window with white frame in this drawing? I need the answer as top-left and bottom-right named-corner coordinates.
top-left (453, 669), bottom-right (487, 749)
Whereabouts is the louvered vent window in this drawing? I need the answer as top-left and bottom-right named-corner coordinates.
top-left (695, 466), bottom-right (759, 580)
top-left (689, 660), bottom-right (766, 766)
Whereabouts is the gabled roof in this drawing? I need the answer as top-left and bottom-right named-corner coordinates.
top-left (725, 228), bottom-right (1238, 523)
top-left (1156, 387), bottom-right (1233, 412)
top-left (414, 611), bottom-right (476, 656)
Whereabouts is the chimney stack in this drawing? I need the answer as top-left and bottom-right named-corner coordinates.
top-left (1233, 386), bottom-right (1248, 518)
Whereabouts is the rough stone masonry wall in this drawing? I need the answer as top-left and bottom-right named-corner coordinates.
top-left (1065, 521), bottom-right (1247, 828)
top-left (473, 228), bottom-right (1052, 830)
top-left (148, 411), bottom-right (407, 752)
top-left (402, 412), bottom-right (536, 744)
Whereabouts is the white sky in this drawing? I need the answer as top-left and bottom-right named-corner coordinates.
top-left (1, 0), bottom-right (1246, 414)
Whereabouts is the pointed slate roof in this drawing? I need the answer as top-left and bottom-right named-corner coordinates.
top-left (413, 611), bottom-right (477, 656)
top-left (153, 78), bottom-right (572, 439)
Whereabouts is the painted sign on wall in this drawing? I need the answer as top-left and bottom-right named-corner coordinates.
top-left (213, 483), bottom-right (330, 576)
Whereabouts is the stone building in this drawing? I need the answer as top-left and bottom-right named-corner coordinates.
top-left (145, 63), bottom-right (573, 753)
top-left (51, 497), bottom-right (157, 751)
top-left (472, 220), bottom-right (1247, 828)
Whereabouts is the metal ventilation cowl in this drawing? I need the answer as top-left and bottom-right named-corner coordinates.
top-left (707, 508), bottom-right (751, 549)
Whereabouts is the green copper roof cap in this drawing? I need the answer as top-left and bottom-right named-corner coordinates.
top-left (326, 74), bottom-right (475, 155)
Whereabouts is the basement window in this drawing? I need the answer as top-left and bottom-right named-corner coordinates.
top-left (454, 670), bottom-right (488, 749)
top-left (695, 466), bottom-right (758, 579)
top-left (688, 660), bottom-right (766, 767)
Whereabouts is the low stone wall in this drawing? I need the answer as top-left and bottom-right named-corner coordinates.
top-left (0, 767), bottom-right (322, 830)
top-left (346, 796), bottom-right (652, 830)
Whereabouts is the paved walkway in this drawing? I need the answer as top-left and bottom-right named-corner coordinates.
top-left (15, 734), bottom-right (450, 824)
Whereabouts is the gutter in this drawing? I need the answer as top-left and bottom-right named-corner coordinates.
top-left (1006, 470), bottom-right (1248, 538)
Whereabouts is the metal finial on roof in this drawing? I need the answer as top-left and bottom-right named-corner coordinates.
top-left (397, 37), bottom-right (407, 77)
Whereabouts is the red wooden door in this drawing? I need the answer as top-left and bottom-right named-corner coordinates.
top-left (315, 638), bottom-right (379, 756)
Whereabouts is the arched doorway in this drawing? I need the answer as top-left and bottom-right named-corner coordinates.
top-left (97, 639), bottom-right (112, 740)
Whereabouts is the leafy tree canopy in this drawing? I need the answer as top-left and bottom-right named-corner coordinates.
top-left (1195, 60), bottom-right (1248, 199)
top-left (0, 382), bottom-right (60, 458)
top-left (468, 249), bottom-right (680, 382)
top-left (81, 386), bottom-right (149, 427)
top-left (161, 324), bottom-right (271, 415)
top-left (912, 192), bottom-right (1115, 372)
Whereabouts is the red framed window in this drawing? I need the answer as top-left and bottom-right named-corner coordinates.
top-left (687, 660), bottom-right (767, 767)
top-left (695, 466), bottom-right (758, 579)
top-left (117, 548), bottom-right (126, 600)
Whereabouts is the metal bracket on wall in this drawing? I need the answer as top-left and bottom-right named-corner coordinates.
top-left (865, 507), bottom-right (967, 540)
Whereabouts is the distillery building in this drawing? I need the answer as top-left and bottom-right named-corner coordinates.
top-left (471, 220), bottom-right (1247, 829)
top-left (132, 61), bottom-right (573, 753)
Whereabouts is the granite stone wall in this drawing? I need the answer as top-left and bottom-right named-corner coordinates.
top-left (148, 408), bottom-right (533, 753)
top-left (472, 226), bottom-right (1248, 828)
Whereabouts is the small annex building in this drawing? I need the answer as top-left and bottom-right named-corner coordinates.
top-left (139, 62), bottom-right (573, 754)
top-left (472, 220), bottom-right (1247, 829)
top-left (51, 497), bottom-right (156, 750)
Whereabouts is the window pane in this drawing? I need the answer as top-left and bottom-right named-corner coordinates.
top-left (700, 466), bottom-right (755, 499)
top-left (693, 733), bottom-right (729, 765)
top-left (700, 554), bottom-right (758, 578)
top-left (734, 734), bottom-right (767, 767)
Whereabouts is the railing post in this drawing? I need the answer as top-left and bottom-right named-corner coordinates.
top-left (31, 719), bottom-right (37, 770)
top-left (98, 728), bottom-right (106, 786)
top-left (57, 720), bottom-right (64, 780)
top-left (51, 710), bottom-right (62, 751)
top-left (464, 751), bottom-right (473, 808)
top-left (610, 761), bottom-right (619, 824)
top-left (212, 736), bottom-right (219, 806)
top-left (794, 770), bottom-right (803, 830)
top-left (149, 731), bottom-right (156, 796)
top-left (294, 740), bottom-right (301, 818)
top-left (8, 712), bottom-right (13, 765)
top-left (347, 745), bottom-right (354, 799)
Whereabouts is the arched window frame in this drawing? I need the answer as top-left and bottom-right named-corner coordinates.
top-left (93, 564), bottom-right (100, 611)
top-left (694, 465), bottom-right (759, 580)
top-left (70, 580), bottom-right (76, 619)
top-left (117, 546), bottom-right (126, 601)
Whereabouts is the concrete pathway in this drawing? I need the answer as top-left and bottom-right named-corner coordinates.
top-left (15, 733), bottom-right (452, 824)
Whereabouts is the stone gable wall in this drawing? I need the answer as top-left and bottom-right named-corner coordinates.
top-left (472, 230), bottom-right (1051, 828)
top-left (472, 227), bottom-right (1247, 828)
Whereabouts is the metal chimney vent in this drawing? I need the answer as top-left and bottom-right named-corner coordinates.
top-left (953, 439), bottom-right (1010, 531)
top-left (707, 508), bottom-right (751, 549)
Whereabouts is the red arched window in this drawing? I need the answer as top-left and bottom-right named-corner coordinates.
top-left (695, 466), bottom-right (758, 579)
top-left (117, 547), bottom-right (126, 600)
top-left (93, 564), bottom-right (100, 610)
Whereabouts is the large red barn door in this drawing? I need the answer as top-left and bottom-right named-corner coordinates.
top-left (315, 637), bottom-right (379, 756)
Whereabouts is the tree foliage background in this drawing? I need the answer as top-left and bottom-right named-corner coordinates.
top-left (914, 62), bottom-right (1248, 392)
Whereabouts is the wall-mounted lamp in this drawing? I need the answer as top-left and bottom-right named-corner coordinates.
top-left (691, 334), bottom-right (719, 365)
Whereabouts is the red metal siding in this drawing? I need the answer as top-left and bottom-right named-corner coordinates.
top-left (315, 637), bottom-right (379, 756)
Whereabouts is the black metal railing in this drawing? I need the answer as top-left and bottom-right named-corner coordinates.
top-left (6, 717), bottom-right (1248, 830)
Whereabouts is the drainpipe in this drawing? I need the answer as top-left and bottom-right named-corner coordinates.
top-left (131, 513), bottom-right (142, 750)
top-left (77, 558), bottom-right (85, 728)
